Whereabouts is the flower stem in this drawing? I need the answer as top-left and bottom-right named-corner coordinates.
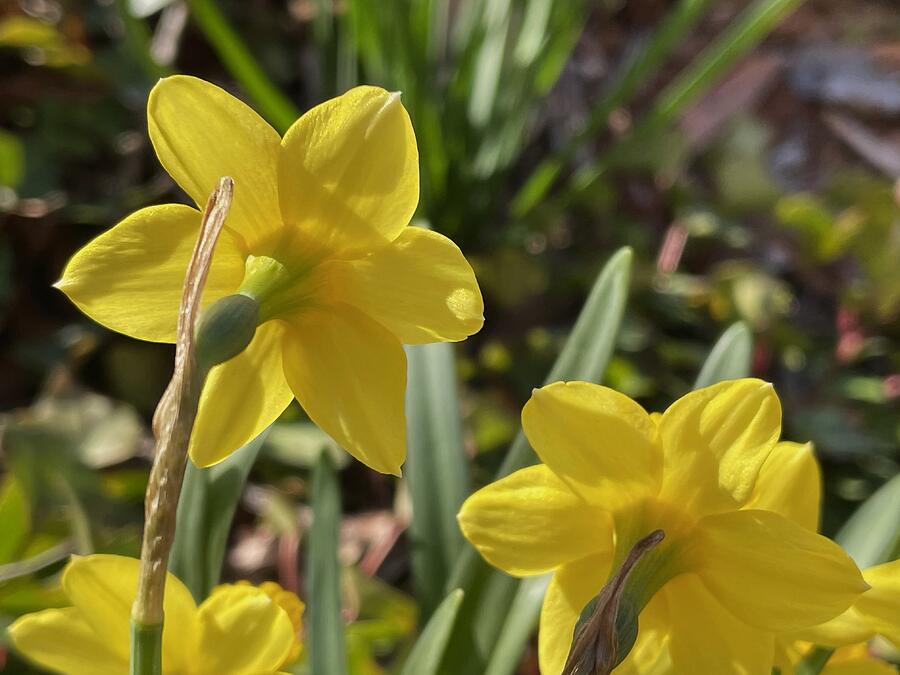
top-left (130, 622), bottom-right (163, 675)
top-left (795, 647), bottom-right (835, 675)
top-left (130, 178), bottom-right (234, 672)
top-left (186, 0), bottom-right (299, 133)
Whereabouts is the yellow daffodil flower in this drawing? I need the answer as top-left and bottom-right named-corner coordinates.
top-left (55, 75), bottom-right (484, 475)
top-left (8, 554), bottom-right (303, 674)
top-left (458, 379), bottom-right (868, 674)
top-left (751, 442), bottom-right (900, 675)
top-left (574, 441), bottom-right (900, 674)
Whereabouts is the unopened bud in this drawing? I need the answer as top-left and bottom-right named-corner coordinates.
top-left (194, 294), bottom-right (259, 372)
top-left (563, 529), bottom-right (665, 675)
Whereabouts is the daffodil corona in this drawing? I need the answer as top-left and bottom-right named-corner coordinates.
top-left (9, 555), bottom-right (303, 674)
top-left (458, 379), bottom-right (869, 674)
top-left (56, 76), bottom-right (483, 475)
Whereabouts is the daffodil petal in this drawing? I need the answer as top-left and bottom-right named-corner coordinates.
top-left (790, 606), bottom-right (875, 648)
top-left (692, 510), bottom-right (867, 631)
top-left (611, 591), bottom-right (671, 675)
top-left (329, 227), bottom-right (483, 343)
top-left (282, 305), bottom-right (406, 475)
top-left (663, 573), bottom-right (775, 674)
top-left (55, 204), bottom-right (245, 343)
top-left (195, 585), bottom-right (295, 674)
top-left (9, 607), bottom-right (126, 675)
top-left (659, 378), bottom-right (782, 512)
top-left (62, 554), bottom-right (197, 668)
top-left (745, 441), bottom-right (821, 532)
top-left (190, 321), bottom-right (294, 467)
top-left (823, 645), bottom-right (898, 675)
top-left (457, 465), bottom-right (613, 577)
top-left (538, 553), bottom-right (613, 675)
top-left (521, 382), bottom-right (661, 507)
top-left (148, 75), bottom-right (282, 246)
top-left (854, 559), bottom-right (900, 647)
top-left (278, 86), bottom-right (418, 258)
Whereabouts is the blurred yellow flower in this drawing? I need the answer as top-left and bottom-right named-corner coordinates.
top-left (458, 379), bottom-right (868, 674)
top-left (55, 75), bottom-right (483, 475)
top-left (8, 554), bottom-right (300, 674)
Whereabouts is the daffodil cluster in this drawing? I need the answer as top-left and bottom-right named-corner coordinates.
top-left (56, 75), bottom-right (483, 476)
top-left (8, 555), bottom-right (304, 674)
top-left (458, 379), bottom-right (881, 674)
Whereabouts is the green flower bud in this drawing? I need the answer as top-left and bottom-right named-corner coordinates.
top-left (194, 294), bottom-right (260, 373)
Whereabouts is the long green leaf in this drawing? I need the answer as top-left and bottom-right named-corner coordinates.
top-left (694, 322), bottom-right (753, 388)
top-left (400, 589), bottom-right (464, 675)
top-left (405, 342), bottom-right (471, 619)
top-left (307, 450), bottom-right (348, 675)
top-left (512, 0), bottom-right (715, 217)
top-left (836, 473), bottom-right (900, 569)
top-left (169, 428), bottom-right (269, 601)
top-left (482, 575), bottom-right (549, 675)
top-left (568, 0), bottom-right (807, 198)
top-left (441, 247), bottom-right (632, 675)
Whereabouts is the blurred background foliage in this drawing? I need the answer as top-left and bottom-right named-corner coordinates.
top-left (1, 0), bottom-right (899, 672)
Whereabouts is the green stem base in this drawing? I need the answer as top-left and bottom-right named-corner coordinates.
top-left (130, 620), bottom-right (163, 675)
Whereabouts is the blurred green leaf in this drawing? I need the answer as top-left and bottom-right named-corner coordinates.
top-left (263, 421), bottom-right (349, 470)
top-left (0, 130), bottom-right (24, 190)
top-left (0, 475), bottom-right (30, 565)
top-left (169, 428), bottom-right (269, 601)
top-left (694, 322), bottom-right (753, 388)
top-left (835, 474), bottom-right (900, 569)
top-left (442, 247), bottom-right (632, 674)
top-left (482, 575), bottom-right (549, 675)
top-left (307, 450), bottom-right (348, 675)
top-left (400, 589), bottom-right (464, 675)
top-left (405, 342), bottom-right (471, 619)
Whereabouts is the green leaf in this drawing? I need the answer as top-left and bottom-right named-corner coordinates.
top-left (0, 474), bottom-right (30, 565)
top-left (694, 322), bottom-right (753, 388)
top-left (567, 0), bottom-right (807, 200)
top-left (399, 589), bottom-right (464, 675)
top-left (307, 450), bottom-right (348, 675)
top-left (441, 247), bottom-right (632, 675)
top-left (405, 342), bottom-right (471, 619)
top-left (482, 576), bottom-right (549, 675)
top-left (836, 473), bottom-right (900, 569)
top-left (169, 428), bottom-right (269, 601)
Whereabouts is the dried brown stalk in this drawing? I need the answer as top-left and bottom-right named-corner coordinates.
top-left (132, 176), bottom-right (233, 626)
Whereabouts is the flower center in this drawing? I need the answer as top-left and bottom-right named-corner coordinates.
top-left (237, 254), bottom-right (313, 323)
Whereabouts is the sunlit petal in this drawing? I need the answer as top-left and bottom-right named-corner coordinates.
top-left (692, 510), bottom-right (867, 631)
top-left (854, 559), bottom-right (900, 647)
top-left (745, 441), bottom-right (821, 531)
top-left (8, 607), bottom-right (126, 675)
top-left (55, 205), bottom-right (245, 343)
top-left (457, 465), bottom-right (613, 576)
top-left (148, 75), bottom-right (282, 246)
top-left (279, 86), bottom-right (418, 258)
top-left (328, 227), bottom-right (483, 343)
top-left (522, 381), bottom-right (661, 507)
top-left (62, 554), bottom-right (197, 668)
top-left (659, 379), bottom-right (782, 512)
top-left (196, 585), bottom-right (295, 674)
top-left (538, 553), bottom-right (613, 675)
top-left (664, 573), bottom-right (775, 674)
top-left (190, 321), bottom-right (294, 467)
top-left (282, 305), bottom-right (406, 475)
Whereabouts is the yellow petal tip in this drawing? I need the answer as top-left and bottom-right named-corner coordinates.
top-left (365, 90), bottom-right (404, 140)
